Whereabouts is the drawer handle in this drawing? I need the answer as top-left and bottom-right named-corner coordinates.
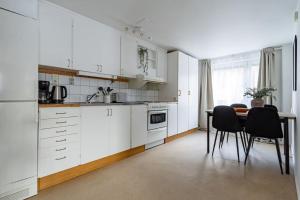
top-left (56, 121), bottom-right (67, 124)
top-left (56, 112), bottom-right (67, 115)
top-left (55, 139), bottom-right (66, 143)
top-left (55, 156), bottom-right (66, 160)
top-left (56, 147), bottom-right (67, 152)
top-left (56, 130), bottom-right (67, 133)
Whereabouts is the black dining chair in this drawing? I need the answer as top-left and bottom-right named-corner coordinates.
top-left (264, 104), bottom-right (278, 111)
top-left (230, 103), bottom-right (247, 108)
top-left (212, 106), bottom-right (246, 162)
top-left (244, 107), bottom-right (283, 174)
top-left (229, 103), bottom-right (248, 145)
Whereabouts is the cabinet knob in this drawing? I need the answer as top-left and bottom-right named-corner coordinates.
top-left (178, 90), bottom-right (182, 96)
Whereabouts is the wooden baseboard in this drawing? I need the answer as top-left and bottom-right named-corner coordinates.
top-left (38, 145), bottom-right (145, 191)
top-left (165, 128), bottom-right (198, 143)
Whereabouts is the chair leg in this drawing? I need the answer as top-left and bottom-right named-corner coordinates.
top-left (221, 132), bottom-right (226, 148)
top-left (212, 130), bottom-right (219, 156)
top-left (219, 131), bottom-right (224, 149)
top-left (239, 132), bottom-right (246, 153)
top-left (227, 132), bottom-right (229, 143)
top-left (275, 139), bottom-right (284, 175)
top-left (235, 132), bottom-right (240, 162)
top-left (244, 136), bottom-right (253, 165)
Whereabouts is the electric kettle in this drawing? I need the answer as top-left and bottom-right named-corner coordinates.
top-left (50, 85), bottom-right (68, 103)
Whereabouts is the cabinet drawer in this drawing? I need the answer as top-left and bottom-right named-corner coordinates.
top-left (39, 134), bottom-right (80, 148)
top-left (40, 117), bottom-right (80, 129)
top-left (39, 125), bottom-right (80, 139)
top-left (39, 142), bottom-right (80, 159)
top-left (38, 153), bottom-right (80, 177)
top-left (39, 107), bottom-right (80, 119)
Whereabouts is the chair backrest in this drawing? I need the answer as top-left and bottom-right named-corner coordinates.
top-left (212, 106), bottom-right (242, 132)
top-left (230, 103), bottom-right (247, 108)
top-left (264, 104), bottom-right (278, 112)
top-left (245, 107), bottom-right (283, 138)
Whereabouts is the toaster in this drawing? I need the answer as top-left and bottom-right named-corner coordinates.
top-left (111, 92), bottom-right (127, 103)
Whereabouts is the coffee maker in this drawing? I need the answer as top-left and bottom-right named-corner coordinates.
top-left (39, 81), bottom-right (51, 104)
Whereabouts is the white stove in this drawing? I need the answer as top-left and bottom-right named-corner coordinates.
top-left (145, 103), bottom-right (168, 149)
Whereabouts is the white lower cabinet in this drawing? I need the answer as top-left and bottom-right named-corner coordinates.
top-left (38, 107), bottom-right (81, 178)
top-left (81, 105), bottom-right (131, 164)
top-left (168, 103), bottom-right (178, 136)
top-left (131, 105), bottom-right (147, 148)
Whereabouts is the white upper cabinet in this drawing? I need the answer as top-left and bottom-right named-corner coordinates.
top-left (121, 34), bottom-right (138, 77)
top-left (73, 15), bottom-right (120, 75)
top-left (39, 1), bottom-right (73, 69)
top-left (157, 47), bottom-right (168, 82)
top-left (73, 15), bottom-right (102, 73)
top-left (188, 57), bottom-right (199, 129)
top-left (0, 0), bottom-right (38, 19)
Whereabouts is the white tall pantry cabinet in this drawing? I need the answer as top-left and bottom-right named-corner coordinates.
top-left (159, 51), bottom-right (199, 133)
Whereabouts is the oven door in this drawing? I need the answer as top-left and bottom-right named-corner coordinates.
top-left (148, 110), bottom-right (168, 130)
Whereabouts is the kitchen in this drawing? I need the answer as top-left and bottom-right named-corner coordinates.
top-left (0, 1), bottom-right (199, 199)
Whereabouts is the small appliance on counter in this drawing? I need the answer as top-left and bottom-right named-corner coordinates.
top-left (39, 81), bottom-right (51, 104)
top-left (50, 85), bottom-right (68, 103)
top-left (111, 92), bottom-right (127, 103)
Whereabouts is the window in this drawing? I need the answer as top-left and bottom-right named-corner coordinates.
top-left (211, 51), bottom-right (260, 107)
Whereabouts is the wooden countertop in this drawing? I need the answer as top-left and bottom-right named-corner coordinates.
top-left (39, 103), bottom-right (80, 108)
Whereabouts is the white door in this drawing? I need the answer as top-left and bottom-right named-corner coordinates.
top-left (177, 52), bottom-right (189, 133)
top-left (0, 0), bottom-right (38, 19)
top-left (81, 106), bottom-right (110, 164)
top-left (0, 9), bottom-right (38, 101)
top-left (0, 102), bottom-right (37, 187)
top-left (157, 47), bottom-right (168, 82)
top-left (131, 105), bottom-right (147, 148)
top-left (99, 24), bottom-right (121, 75)
top-left (39, 1), bottom-right (73, 69)
top-left (188, 57), bottom-right (199, 129)
top-left (168, 103), bottom-right (178, 136)
top-left (121, 34), bottom-right (138, 77)
top-left (73, 15), bottom-right (101, 73)
top-left (109, 106), bottom-right (131, 154)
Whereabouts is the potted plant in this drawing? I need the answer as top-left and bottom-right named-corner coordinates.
top-left (244, 88), bottom-right (276, 107)
top-left (138, 47), bottom-right (149, 75)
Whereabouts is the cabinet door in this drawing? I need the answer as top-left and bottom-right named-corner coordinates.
top-left (177, 52), bottom-right (189, 133)
top-left (157, 47), bottom-right (168, 82)
top-left (73, 15), bottom-right (101, 72)
top-left (100, 25), bottom-right (121, 75)
top-left (109, 106), bottom-right (131, 154)
top-left (39, 1), bottom-right (73, 69)
top-left (0, 9), bottom-right (38, 101)
top-left (121, 34), bottom-right (138, 77)
top-left (188, 57), bottom-right (199, 129)
top-left (167, 103), bottom-right (178, 136)
top-left (131, 105), bottom-right (147, 148)
top-left (81, 106), bottom-right (110, 164)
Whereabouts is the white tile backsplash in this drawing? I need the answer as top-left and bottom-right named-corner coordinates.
top-left (39, 73), bottom-right (159, 103)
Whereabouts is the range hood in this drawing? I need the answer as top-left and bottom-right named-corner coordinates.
top-left (128, 74), bottom-right (165, 89)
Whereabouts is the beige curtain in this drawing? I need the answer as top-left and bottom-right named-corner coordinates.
top-left (257, 47), bottom-right (275, 104)
top-left (199, 59), bottom-right (214, 129)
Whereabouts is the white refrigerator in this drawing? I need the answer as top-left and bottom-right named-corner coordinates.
top-left (0, 8), bottom-right (38, 199)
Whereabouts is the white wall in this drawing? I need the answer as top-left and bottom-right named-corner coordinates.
top-left (282, 43), bottom-right (294, 112)
top-left (293, 2), bottom-right (300, 199)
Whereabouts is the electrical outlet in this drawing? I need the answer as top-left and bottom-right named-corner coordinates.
top-left (52, 74), bottom-right (59, 85)
top-left (69, 77), bottom-right (75, 85)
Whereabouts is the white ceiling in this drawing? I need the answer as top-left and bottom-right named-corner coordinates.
top-left (48, 0), bottom-right (297, 59)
